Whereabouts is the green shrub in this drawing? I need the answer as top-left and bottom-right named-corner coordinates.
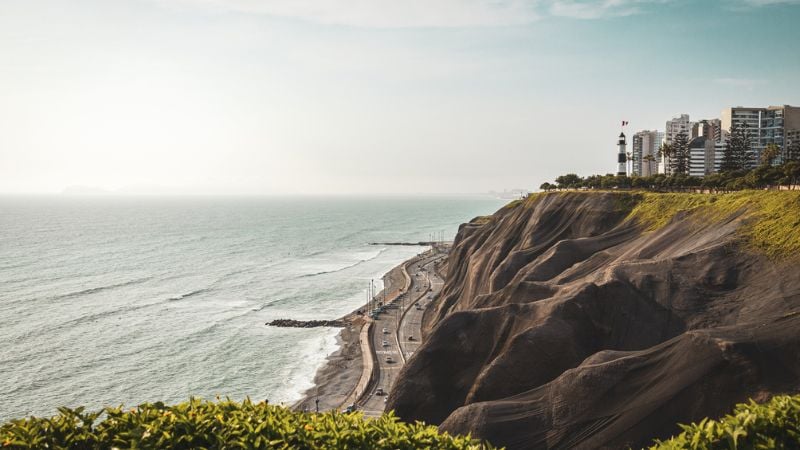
top-left (0, 398), bottom-right (498, 449)
top-left (650, 395), bottom-right (800, 449)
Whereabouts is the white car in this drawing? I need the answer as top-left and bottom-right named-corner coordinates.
top-left (382, 328), bottom-right (388, 334)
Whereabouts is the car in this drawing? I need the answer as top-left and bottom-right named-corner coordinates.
top-left (427, 294), bottom-right (433, 300)
top-left (344, 404), bottom-right (356, 413)
top-left (382, 327), bottom-right (388, 334)
top-left (408, 335), bottom-right (414, 341)
top-left (375, 387), bottom-right (384, 396)
top-left (382, 340), bottom-right (389, 347)
top-left (385, 356), bottom-right (394, 363)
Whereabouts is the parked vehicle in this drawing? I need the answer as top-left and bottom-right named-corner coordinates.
top-left (382, 340), bottom-right (389, 347)
top-left (375, 387), bottom-right (384, 396)
top-left (385, 356), bottom-right (394, 363)
top-left (344, 404), bottom-right (356, 413)
top-left (382, 327), bottom-right (388, 334)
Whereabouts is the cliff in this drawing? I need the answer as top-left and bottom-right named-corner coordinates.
top-left (386, 191), bottom-right (800, 449)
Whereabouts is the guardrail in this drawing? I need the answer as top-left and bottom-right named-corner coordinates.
top-left (339, 318), bottom-right (374, 409)
top-left (355, 320), bottom-right (380, 409)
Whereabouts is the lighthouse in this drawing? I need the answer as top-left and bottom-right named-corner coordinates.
top-left (617, 132), bottom-right (627, 176)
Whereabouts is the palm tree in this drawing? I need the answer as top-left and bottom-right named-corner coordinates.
top-left (626, 152), bottom-right (635, 176)
top-left (658, 142), bottom-right (674, 175)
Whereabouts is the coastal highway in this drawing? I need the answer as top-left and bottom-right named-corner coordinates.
top-left (357, 251), bottom-right (445, 416)
top-left (397, 257), bottom-right (445, 361)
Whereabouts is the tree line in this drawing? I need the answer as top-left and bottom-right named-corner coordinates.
top-left (540, 162), bottom-right (800, 192)
top-left (540, 125), bottom-right (800, 192)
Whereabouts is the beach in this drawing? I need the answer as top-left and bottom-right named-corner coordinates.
top-left (292, 256), bottom-right (411, 412)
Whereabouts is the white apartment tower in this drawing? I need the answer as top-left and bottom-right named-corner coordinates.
top-left (632, 130), bottom-right (664, 177)
top-left (665, 114), bottom-right (695, 143)
top-left (660, 114), bottom-right (695, 174)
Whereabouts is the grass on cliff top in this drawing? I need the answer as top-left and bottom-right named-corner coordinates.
top-left (0, 398), bottom-right (498, 450)
top-left (623, 190), bottom-right (800, 259)
top-left (522, 190), bottom-right (800, 259)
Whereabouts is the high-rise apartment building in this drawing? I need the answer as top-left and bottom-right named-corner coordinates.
top-left (694, 119), bottom-right (722, 143)
top-left (691, 118), bottom-right (726, 174)
top-left (688, 136), bottom-right (717, 177)
top-left (660, 114), bottom-right (695, 174)
top-left (632, 130), bottom-right (663, 176)
top-left (721, 105), bottom-right (800, 166)
top-left (665, 114), bottom-right (695, 143)
top-left (788, 129), bottom-right (800, 149)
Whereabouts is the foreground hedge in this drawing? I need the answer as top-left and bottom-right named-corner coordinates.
top-left (651, 395), bottom-right (800, 449)
top-left (0, 398), bottom-right (497, 449)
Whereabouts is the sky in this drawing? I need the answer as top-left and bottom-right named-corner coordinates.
top-left (1, 0), bottom-right (799, 195)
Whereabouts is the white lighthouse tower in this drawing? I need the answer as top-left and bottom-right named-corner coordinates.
top-left (617, 132), bottom-right (627, 176)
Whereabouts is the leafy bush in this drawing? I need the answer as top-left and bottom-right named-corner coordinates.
top-left (0, 398), bottom-right (498, 449)
top-left (650, 395), bottom-right (800, 449)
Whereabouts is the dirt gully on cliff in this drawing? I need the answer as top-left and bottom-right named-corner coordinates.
top-left (386, 192), bottom-right (800, 450)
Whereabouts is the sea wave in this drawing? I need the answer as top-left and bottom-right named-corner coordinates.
top-left (164, 266), bottom-right (255, 302)
top-left (298, 248), bottom-right (387, 278)
top-left (49, 276), bottom-right (155, 302)
top-left (7, 299), bottom-right (164, 345)
top-left (168, 288), bottom-right (211, 301)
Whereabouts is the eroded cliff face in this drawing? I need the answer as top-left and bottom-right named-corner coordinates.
top-left (387, 192), bottom-right (800, 450)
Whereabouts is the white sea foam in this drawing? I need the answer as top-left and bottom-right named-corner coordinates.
top-left (276, 327), bottom-right (341, 405)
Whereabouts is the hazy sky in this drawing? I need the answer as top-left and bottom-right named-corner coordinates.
top-left (2, 0), bottom-right (799, 194)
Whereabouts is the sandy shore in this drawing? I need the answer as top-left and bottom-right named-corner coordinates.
top-left (292, 259), bottom-right (410, 412)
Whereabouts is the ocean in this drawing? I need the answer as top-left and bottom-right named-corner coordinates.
top-left (0, 195), bottom-right (506, 421)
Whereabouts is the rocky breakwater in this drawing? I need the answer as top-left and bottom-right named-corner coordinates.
top-left (267, 319), bottom-right (347, 328)
top-left (386, 191), bottom-right (800, 450)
